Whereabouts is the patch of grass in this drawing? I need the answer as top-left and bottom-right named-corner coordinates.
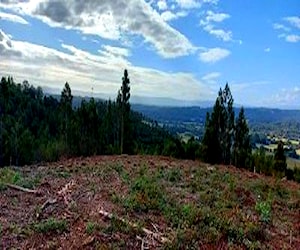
top-left (255, 200), bottom-right (272, 223)
top-left (166, 167), bottom-right (182, 183)
top-left (33, 218), bottom-right (68, 234)
top-left (15, 176), bottom-right (41, 189)
top-left (0, 168), bottom-right (21, 190)
top-left (110, 190), bottom-right (122, 204)
top-left (56, 170), bottom-right (71, 178)
top-left (111, 163), bottom-right (124, 174)
top-left (111, 163), bottom-right (130, 184)
top-left (104, 215), bottom-right (141, 237)
top-left (0, 167), bottom-right (41, 190)
top-left (86, 221), bottom-right (102, 235)
top-left (8, 222), bottom-right (21, 234)
top-left (124, 167), bottom-right (167, 212)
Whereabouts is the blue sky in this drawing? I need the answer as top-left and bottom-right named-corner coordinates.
top-left (0, 0), bottom-right (299, 108)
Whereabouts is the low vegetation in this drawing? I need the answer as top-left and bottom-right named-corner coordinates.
top-left (33, 218), bottom-right (68, 234)
top-left (0, 167), bottom-right (40, 191)
top-left (1, 156), bottom-right (298, 249)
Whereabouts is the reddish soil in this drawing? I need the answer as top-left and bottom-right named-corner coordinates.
top-left (0, 155), bottom-right (299, 249)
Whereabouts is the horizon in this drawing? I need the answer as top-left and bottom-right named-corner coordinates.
top-left (0, 0), bottom-right (299, 109)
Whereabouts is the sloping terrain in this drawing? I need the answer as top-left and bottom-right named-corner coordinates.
top-left (0, 155), bottom-right (299, 249)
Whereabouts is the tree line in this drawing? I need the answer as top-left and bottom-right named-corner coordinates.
top-left (0, 71), bottom-right (299, 182)
top-left (0, 70), bottom-right (200, 167)
top-left (0, 71), bottom-right (162, 165)
top-left (201, 83), bottom-right (299, 182)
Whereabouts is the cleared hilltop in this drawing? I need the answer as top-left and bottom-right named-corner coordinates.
top-left (1, 155), bottom-right (299, 249)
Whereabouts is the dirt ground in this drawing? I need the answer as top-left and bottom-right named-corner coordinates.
top-left (0, 155), bottom-right (299, 249)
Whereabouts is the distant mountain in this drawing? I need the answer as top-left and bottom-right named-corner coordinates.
top-left (130, 96), bottom-right (214, 107)
top-left (43, 86), bottom-right (214, 107)
top-left (131, 104), bottom-right (300, 124)
top-left (46, 91), bottom-right (300, 124)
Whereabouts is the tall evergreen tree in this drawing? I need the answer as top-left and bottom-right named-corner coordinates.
top-left (60, 82), bottom-right (73, 151)
top-left (274, 141), bottom-right (287, 175)
top-left (117, 69), bottom-right (131, 154)
top-left (202, 97), bottom-right (223, 164)
top-left (222, 83), bottom-right (235, 164)
top-left (233, 107), bottom-right (251, 168)
top-left (201, 84), bottom-right (234, 164)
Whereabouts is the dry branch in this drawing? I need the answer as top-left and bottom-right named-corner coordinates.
top-left (99, 208), bottom-right (170, 244)
top-left (36, 198), bottom-right (57, 219)
top-left (41, 198), bottom-right (57, 210)
top-left (5, 183), bottom-right (38, 194)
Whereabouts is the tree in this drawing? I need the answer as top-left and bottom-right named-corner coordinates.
top-left (201, 83), bottom-right (234, 164)
top-left (202, 104), bottom-right (222, 164)
top-left (60, 82), bottom-right (73, 152)
top-left (274, 141), bottom-right (287, 176)
top-left (117, 69), bottom-right (131, 154)
top-left (233, 107), bottom-right (251, 168)
top-left (222, 83), bottom-right (235, 164)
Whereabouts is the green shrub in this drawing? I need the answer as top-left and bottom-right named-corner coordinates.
top-left (33, 218), bottom-right (67, 234)
top-left (255, 200), bottom-right (271, 223)
top-left (85, 221), bottom-right (101, 235)
top-left (125, 168), bottom-right (167, 212)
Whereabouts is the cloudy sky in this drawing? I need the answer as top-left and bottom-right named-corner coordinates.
top-left (0, 0), bottom-right (299, 108)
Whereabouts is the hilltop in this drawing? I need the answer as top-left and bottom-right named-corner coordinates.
top-left (1, 155), bottom-right (299, 249)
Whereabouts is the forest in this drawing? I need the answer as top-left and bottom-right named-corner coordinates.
top-left (0, 70), bottom-right (299, 182)
top-left (0, 71), bottom-right (177, 166)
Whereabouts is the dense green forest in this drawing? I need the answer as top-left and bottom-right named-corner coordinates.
top-left (0, 71), bottom-right (188, 167)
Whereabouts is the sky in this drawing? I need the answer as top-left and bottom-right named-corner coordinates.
top-left (0, 0), bottom-right (299, 108)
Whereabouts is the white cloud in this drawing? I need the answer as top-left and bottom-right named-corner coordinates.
top-left (157, 0), bottom-right (168, 10)
top-left (284, 16), bottom-right (300, 29)
top-left (278, 33), bottom-right (300, 43)
top-left (267, 87), bottom-right (300, 108)
top-left (0, 11), bottom-right (28, 24)
top-left (175, 0), bottom-right (201, 9)
top-left (0, 0), bottom-right (195, 58)
top-left (274, 16), bottom-right (300, 43)
top-left (273, 23), bottom-right (290, 32)
top-left (285, 34), bottom-right (300, 43)
top-left (204, 25), bottom-right (232, 41)
top-left (199, 47), bottom-right (230, 63)
top-left (101, 45), bottom-right (130, 58)
top-left (200, 10), bottom-right (233, 42)
top-left (201, 72), bottom-right (220, 84)
top-left (176, 0), bottom-right (218, 8)
top-left (161, 10), bottom-right (187, 21)
top-left (205, 10), bottom-right (230, 23)
top-left (0, 29), bottom-right (212, 102)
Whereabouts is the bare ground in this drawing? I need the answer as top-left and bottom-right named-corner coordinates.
top-left (0, 155), bottom-right (299, 249)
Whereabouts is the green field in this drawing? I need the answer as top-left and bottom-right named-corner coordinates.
top-left (287, 157), bottom-right (300, 170)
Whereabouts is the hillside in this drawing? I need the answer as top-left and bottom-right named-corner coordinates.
top-left (132, 104), bottom-right (300, 124)
top-left (1, 155), bottom-right (299, 249)
top-left (132, 104), bottom-right (300, 142)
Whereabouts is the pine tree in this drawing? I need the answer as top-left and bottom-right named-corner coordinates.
top-left (274, 141), bottom-right (287, 176)
top-left (222, 83), bottom-right (235, 164)
top-left (117, 69), bottom-right (131, 154)
top-left (60, 82), bottom-right (73, 151)
top-left (233, 107), bottom-right (251, 168)
top-left (201, 84), bottom-right (234, 164)
top-left (202, 97), bottom-right (223, 164)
